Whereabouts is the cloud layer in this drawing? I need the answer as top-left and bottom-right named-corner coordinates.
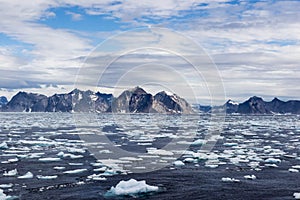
top-left (0, 0), bottom-right (299, 103)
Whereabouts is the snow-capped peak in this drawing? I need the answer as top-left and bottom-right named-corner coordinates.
top-left (228, 100), bottom-right (239, 105)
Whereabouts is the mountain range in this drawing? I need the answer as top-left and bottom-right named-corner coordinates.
top-left (1, 88), bottom-right (299, 114)
top-left (0, 87), bottom-right (194, 114)
top-left (197, 96), bottom-right (300, 114)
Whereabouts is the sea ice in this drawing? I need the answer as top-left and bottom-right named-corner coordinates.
top-left (173, 160), bottom-right (185, 166)
top-left (3, 169), bottom-right (18, 176)
top-left (244, 175), bottom-right (256, 180)
top-left (264, 158), bottom-right (281, 164)
top-left (18, 172), bottom-right (34, 179)
top-left (37, 175), bottom-right (58, 180)
top-left (289, 169), bottom-right (299, 173)
top-left (294, 193), bottom-right (300, 199)
top-left (0, 142), bottom-right (8, 149)
top-left (38, 157), bottom-right (61, 162)
top-left (63, 169), bottom-right (87, 174)
top-left (106, 179), bottom-right (159, 197)
top-left (0, 189), bottom-right (11, 200)
top-left (221, 177), bottom-right (240, 182)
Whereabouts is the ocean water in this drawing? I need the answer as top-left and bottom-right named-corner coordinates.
top-left (0, 113), bottom-right (300, 199)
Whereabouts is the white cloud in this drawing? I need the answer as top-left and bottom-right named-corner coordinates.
top-left (0, 0), bottom-right (299, 103)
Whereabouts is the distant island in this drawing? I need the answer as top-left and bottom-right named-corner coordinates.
top-left (0, 87), bottom-right (299, 114)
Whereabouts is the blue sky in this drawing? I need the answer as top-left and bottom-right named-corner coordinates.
top-left (0, 0), bottom-right (299, 104)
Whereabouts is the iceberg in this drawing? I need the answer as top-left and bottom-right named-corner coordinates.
top-left (106, 179), bottom-right (159, 197)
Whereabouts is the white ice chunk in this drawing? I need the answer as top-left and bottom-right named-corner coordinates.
top-left (18, 172), bottom-right (34, 179)
top-left (37, 175), bottom-right (58, 180)
top-left (0, 188), bottom-right (11, 200)
top-left (264, 158), bottom-right (281, 164)
top-left (244, 175), bottom-right (256, 180)
top-left (0, 142), bottom-right (8, 149)
top-left (106, 179), bottom-right (159, 197)
top-left (39, 157), bottom-right (61, 162)
top-left (221, 177), bottom-right (240, 182)
top-left (294, 193), bottom-right (300, 199)
top-left (0, 184), bottom-right (13, 189)
top-left (289, 169), bottom-right (299, 173)
top-left (3, 169), bottom-right (18, 176)
top-left (173, 160), bottom-right (185, 167)
top-left (63, 169), bottom-right (87, 174)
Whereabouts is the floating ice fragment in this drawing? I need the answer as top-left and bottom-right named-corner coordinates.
top-left (37, 175), bottom-right (58, 180)
top-left (244, 175), bottom-right (256, 180)
top-left (0, 188), bottom-right (11, 200)
top-left (53, 166), bottom-right (66, 170)
top-left (173, 161), bottom-right (185, 167)
top-left (0, 142), bottom-right (8, 149)
top-left (294, 193), bottom-right (300, 199)
top-left (265, 158), bottom-right (281, 164)
top-left (191, 139), bottom-right (206, 146)
top-left (106, 179), bottom-right (159, 197)
top-left (87, 174), bottom-right (107, 181)
top-left (289, 169), bottom-right (299, 173)
top-left (3, 169), bottom-right (18, 176)
top-left (39, 157), bottom-right (61, 162)
top-left (147, 148), bottom-right (174, 156)
top-left (63, 169), bottom-right (87, 174)
top-left (0, 184), bottom-right (13, 189)
top-left (221, 177), bottom-right (240, 182)
top-left (18, 172), bottom-right (34, 179)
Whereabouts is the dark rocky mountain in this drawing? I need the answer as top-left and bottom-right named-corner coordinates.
top-left (237, 96), bottom-right (269, 114)
top-left (196, 96), bottom-right (300, 114)
top-left (111, 87), bottom-right (153, 113)
top-left (0, 87), bottom-right (194, 114)
top-left (111, 87), bottom-right (194, 114)
top-left (224, 100), bottom-right (239, 113)
top-left (0, 96), bottom-right (8, 107)
top-left (3, 92), bottom-right (48, 112)
top-left (152, 91), bottom-right (194, 114)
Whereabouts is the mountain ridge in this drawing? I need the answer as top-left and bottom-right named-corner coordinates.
top-left (0, 87), bottom-right (194, 114)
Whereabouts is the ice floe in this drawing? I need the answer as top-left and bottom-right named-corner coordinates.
top-left (37, 175), bottom-right (58, 180)
top-left (38, 157), bottom-right (61, 162)
top-left (294, 193), bottom-right (300, 199)
top-left (106, 179), bottom-right (159, 197)
top-left (3, 169), bottom-right (18, 176)
top-left (289, 169), bottom-right (299, 173)
top-left (173, 160), bottom-right (185, 167)
top-left (244, 175), bottom-right (256, 180)
top-left (63, 169), bottom-right (87, 174)
top-left (0, 142), bottom-right (8, 149)
top-left (0, 189), bottom-right (11, 200)
top-left (221, 177), bottom-right (240, 182)
top-left (18, 172), bottom-right (34, 179)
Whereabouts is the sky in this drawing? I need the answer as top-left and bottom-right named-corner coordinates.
top-left (0, 0), bottom-right (299, 104)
